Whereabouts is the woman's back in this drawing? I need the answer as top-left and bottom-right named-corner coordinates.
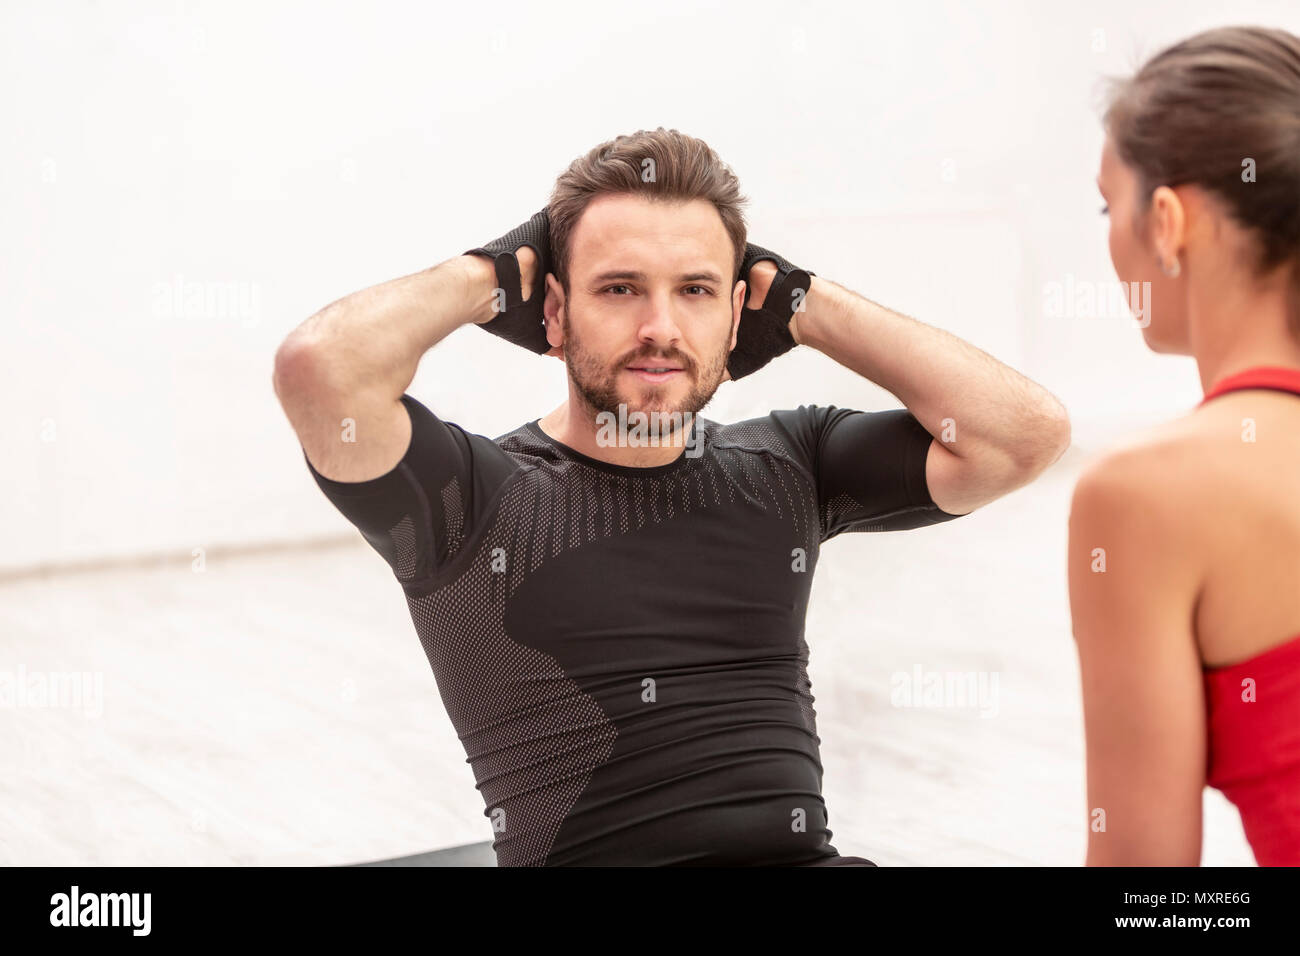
top-left (1188, 377), bottom-right (1300, 668)
top-left (1083, 374), bottom-right (1300, 666)
top-left (1071, 367), bottom-right (1300, 864)
top-left (1188, 369), bottom-right (1300, 866)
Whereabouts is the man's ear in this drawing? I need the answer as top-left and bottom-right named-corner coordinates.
top-left (544, 272), bottom-right (565, 357)
top-left (546, 274), bottom-right (566, 345)
top-left (729, 279), bottom-right (746, 352)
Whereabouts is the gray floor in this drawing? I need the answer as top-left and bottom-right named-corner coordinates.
top-left (0, 446), bottom-right (1254, 866)
top-left (351, 842), bottom-right (496, 867)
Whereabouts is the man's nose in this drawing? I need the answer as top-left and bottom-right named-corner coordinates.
top-left (635, 291), bottom-right (684, 343)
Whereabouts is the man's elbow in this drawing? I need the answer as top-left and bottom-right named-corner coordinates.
top-left (272, 332), bottom-right (336, 413)
top-left (1013, 401), bottom-right (1072, 478)
top-left (273, 335), bottom-right (306, 403)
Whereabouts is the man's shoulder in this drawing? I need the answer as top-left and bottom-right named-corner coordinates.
top-left (492, 420), bottom-right (545, 455)
top-left (712, 404), bottom-right (835, 439)
top-left (704, 408), bottom-right (848, 489)
top-left (710, 405), bottom-right (848, 462)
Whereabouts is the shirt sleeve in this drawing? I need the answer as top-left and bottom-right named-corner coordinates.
top-left (301, 393), bottom-right (523, 583)
top-left (768, 404), bottom-right (965, 540)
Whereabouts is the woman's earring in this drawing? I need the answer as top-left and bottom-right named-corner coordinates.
top-left (1161, 256), bottom-right (1181, 278)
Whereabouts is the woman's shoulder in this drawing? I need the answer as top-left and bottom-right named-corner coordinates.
top-left (1084, 399), bottom-right (1291, 487)
top-left (1074, 416), bottom-right (1208, 498)
top-left (1067, 415), bottom-right (1230, 572)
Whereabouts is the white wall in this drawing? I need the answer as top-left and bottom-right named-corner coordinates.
top-left (4, 0), bottom-right (1297, 572)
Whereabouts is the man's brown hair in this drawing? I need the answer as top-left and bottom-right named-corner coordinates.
top-left (547, 127), bottom-right (750, 295)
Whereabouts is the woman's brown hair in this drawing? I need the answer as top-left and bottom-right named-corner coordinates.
top-left (1103, 25), bottom-right (1300, 334)
top-left (547, 127), bottom-right (749, 294)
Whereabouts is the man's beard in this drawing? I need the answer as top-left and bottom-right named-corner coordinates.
top-left (561, 311), bottom-right (729, 437)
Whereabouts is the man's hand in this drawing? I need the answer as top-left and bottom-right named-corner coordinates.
top-left (743, 259), bottom-right (778, 312)
top-left (745, 258), bottom-right (812, 347)
top-left (513, 246), bottom-right (563, 358)
top-left (727, 243), bottom-right (815, 381)
top-left (463, 208), bottom-right (556, 355)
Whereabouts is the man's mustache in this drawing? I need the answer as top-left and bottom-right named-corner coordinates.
top-left (619, 352), bottom-right (694, 372)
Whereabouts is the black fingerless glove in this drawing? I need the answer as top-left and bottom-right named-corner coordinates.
top-left (462, 208), bottom-right (553, 354)
top-left (728, 242), bottom-right (816, 380)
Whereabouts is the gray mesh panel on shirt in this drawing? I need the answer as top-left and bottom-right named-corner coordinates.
top-left (403, 416), bottom-right (825, 865)
top-left (440, 476), bottom-right (464, 555)
top-left (825, 492), bottom-right (864, 535)
top-left (387, 514), bottom-right (419, 579)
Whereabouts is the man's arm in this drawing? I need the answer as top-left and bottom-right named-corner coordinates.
top-left (272, 253), bottom-right (508, 482)
top-left (754, 265), bottom-right (1070, 516)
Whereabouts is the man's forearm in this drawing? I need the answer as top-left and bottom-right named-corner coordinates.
top-left (793, 276), bottom-right (1069, 470)
top-left (280, 255), bottom-right (498, 398)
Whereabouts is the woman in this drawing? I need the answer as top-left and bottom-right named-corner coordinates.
top-left (1070, 25), bottom-right (1300, 865)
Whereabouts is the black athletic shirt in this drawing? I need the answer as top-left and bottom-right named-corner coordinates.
top-left (303, 395), bottom-right (965, 866)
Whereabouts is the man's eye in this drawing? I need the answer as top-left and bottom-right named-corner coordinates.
top-left (602, 285), bottom-right (713, 296)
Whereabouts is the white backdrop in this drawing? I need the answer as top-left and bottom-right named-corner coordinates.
top-left (1, 0), bottom-right (1283, 869)
top-left (5, 0), bottom-right (1295, 571)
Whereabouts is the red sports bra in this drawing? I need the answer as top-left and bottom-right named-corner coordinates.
top-left (1198, 365), bottom-right (1300, 866)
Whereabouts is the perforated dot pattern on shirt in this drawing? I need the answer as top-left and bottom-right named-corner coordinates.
top-left (402, 415), bottom-right (826, 865)
top-left (440, 475), bottom-right (464, 555)
top-left (825, 492), bottom-right (867, 535)
top-left (387, 514), bottom-right (418, 579)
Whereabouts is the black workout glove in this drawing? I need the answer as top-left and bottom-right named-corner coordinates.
top-left (462, 208), bottom-right (553, 355)
top-left (728, 242), bottom-right (816, 381)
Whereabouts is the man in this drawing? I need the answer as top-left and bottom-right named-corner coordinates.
top-left (272, 127), bottom-right (1070, 866)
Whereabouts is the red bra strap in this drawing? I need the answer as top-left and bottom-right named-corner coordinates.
top-left (1200, 365), bottom-right (1300, 406)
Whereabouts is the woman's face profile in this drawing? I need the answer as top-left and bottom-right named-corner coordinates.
top-left (1098, 137), bottom-right (1190, 354)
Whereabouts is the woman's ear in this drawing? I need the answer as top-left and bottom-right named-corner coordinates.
top-left (1149, 185), bottom-right (1187, 270)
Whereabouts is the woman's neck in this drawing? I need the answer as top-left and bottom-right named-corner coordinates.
top-left (1188, 269), bottom-right (1300, 392)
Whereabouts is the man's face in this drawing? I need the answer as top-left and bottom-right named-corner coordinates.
top-left (544, 194), bottom-right (744, 432)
